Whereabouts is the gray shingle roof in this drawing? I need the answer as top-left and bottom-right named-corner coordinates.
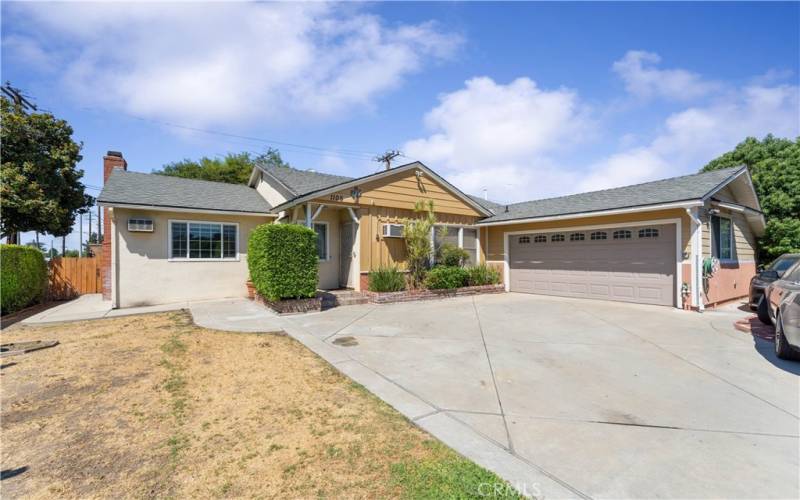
top-left (467, 194), bottom-right (503, 214)
top-left (98, 170), bottom-right (272, 213)
top-left (479, 166), bottom-right (744, 224)
top-left (257, 163), bottom-right (353, 197)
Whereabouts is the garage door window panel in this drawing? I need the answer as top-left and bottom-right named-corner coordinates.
top-left (570, 233), bottom-right (585, 241)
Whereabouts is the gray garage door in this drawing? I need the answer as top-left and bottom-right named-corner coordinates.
top-left (508, 224), bottom-right (676, 306)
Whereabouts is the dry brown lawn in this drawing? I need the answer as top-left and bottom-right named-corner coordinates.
top-left (1, 311), bottom-right (517, 499)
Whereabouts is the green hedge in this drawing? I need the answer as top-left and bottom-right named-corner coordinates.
top-left (248, 224), bottom-right (319, 301)
top-left (465, 264), bottom-right (501, 286)
top-left (368, 265), bottom-right (406, 292)
top-left (424, 266), bottom-right (468, 290)
top-left (1, 244), bottom-right (48, 314)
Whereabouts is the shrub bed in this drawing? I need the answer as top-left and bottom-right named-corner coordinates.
top-left (424, 266), bottom-right (468, 290)
top-left (1, 244), bottom-right (48, 315)
top-left (248, 224), bottom-right (318, 301)
top-left (368, 266), bottom-right (406, 292)
top-left (465, 264), bottom-right (501, 287)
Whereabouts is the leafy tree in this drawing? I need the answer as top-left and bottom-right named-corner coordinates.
top-left (701, 135), bottom-right (800, 261)
top-left (153, 148), bottom-right (290, 184)
top-left (403, 200), bottom-right (437, 288)
top-left (1, 97), bottom-right (94, 243)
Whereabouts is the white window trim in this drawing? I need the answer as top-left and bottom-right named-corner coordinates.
top-left (313, 221), bottom-right (331, 262)
top-left (168, 219), bottom-right (240, 262)
top-left (431, 224), bottom-right (481, 264)
top-left (712, 215), bottom-right (735, 262)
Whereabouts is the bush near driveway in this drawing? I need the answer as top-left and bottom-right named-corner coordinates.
top-left (466, 264), bottom-right (501, 287)
top-left (368, 265), bottom-right (406, 292)
top-left (1, 244), bottom-right (48, 314)
top-left (248, 224), bottom-right (318, 301)
top-left (424, 266), bottom-right (469, 290)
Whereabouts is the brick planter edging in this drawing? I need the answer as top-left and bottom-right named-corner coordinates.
top-left (364, 284), bottom-right (504, 304)
top-left (253, 292), bottom-right (322, 314)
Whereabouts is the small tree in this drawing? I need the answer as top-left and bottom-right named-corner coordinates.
top-left (403, 200), bottom-right (436, 288)
top-left (0, 96), bottom-right (93, 243)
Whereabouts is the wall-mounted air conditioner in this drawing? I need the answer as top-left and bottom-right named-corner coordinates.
top-left (128, 218), bottom-right (154, 232)
top-left (382, 223), bottom-right (404, 238)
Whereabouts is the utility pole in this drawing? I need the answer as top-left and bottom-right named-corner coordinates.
top-left (1, 81), bottom-right (37, 111)
top-left (79, 213), bottom-right (83, 257)
top-left (97, 205), bottom-right (102, 242)
top-left (374, 150), bottom-right (402, 171)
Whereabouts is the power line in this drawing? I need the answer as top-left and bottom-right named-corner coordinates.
top-left (69, 104), bottom-right (382, 160)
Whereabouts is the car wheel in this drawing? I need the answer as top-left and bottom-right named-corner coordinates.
top-left (774, 312), bottom-right (799, 360)
top-left (757, 297), bottom-right (772, 326)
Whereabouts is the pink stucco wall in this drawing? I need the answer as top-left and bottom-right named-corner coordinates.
top-left (704, 261), bottom-right (756, 307)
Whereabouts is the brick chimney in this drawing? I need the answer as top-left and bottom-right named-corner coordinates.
top-left (101, 151), bottom-right (127, 300)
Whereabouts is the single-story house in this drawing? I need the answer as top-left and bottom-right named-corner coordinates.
top-left (97, 151), bottom-right (764, 310)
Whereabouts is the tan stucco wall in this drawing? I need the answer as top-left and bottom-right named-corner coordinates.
top-left (481, 208), bottom-right (693, 277)
top-left (113, 208), bottom-right (271, 307)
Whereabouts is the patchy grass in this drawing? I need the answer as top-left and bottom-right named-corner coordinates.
top-left (1, 311), bottom-right (520, 498)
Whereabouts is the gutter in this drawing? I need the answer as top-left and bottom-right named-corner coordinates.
top-left (97, 202), bottom-right (276, 217)
top-left (476, 200), bottom-right (704, 227)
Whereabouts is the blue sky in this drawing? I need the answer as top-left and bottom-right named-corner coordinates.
top-left (2, 1), bottom-right (798, 250)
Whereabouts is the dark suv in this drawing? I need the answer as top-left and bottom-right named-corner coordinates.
top-left (749, 254), bottom-right (800, 309)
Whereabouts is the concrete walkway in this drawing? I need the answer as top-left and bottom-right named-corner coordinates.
top-left (20, 294), bottom-right (189, 324)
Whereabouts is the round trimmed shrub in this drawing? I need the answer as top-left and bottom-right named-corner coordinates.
top-left (424, 266), bottom-right (468, 290)
top-left (1, 244), bottom-right (48, 314)
top-left (248, 224), bottom-right (319, 301)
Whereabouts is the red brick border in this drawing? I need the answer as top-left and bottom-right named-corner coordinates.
top-left (363, 284), bottom-right (504, 304)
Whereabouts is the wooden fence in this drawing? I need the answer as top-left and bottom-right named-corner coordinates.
top-left (48, 257), bottom-right (101, 300)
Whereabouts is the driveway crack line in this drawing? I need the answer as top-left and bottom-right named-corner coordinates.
top-left (504, 413), bottom-right (800, 438)
top-left (322, 306), bottom-right (378, 342)
top-left (587, 311), bottom-right (800, 420)
top-left (472, 297), bottom-right (515, 454)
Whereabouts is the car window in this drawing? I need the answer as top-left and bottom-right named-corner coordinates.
top-left (787, 264), bottom-right (800, 282)
top-left (770, 256), bottom-right (800, 273)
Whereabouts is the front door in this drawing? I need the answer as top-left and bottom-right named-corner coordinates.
top-left (340, 222), bottom-right (354, 287)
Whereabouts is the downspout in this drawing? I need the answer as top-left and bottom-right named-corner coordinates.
top-left (686, 208), bottom-right (705, 311)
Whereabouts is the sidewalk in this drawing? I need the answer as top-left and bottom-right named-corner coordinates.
top-left (21, 294), bottom-right (187, 325)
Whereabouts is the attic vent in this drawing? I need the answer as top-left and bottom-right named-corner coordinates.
top-left (382, 223), bottom-right (404, 238)
top-left (128, 218), bottom-right (154, 232)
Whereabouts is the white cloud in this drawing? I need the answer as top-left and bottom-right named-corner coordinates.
top-left (578, 83), bottom-right (799, 192)
top-left (404, 76), bottom-right (592, 202)
top-left (7, 2), bottom-right (461, 126)
top-left (405, 53), bottom-right (798, 203)
top-left (612, 50), bottom-right (719, 100)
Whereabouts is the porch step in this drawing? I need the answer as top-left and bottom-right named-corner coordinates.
top-left (318, 290), bottom-right (368, 309)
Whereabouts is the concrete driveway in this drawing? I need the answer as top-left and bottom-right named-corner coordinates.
top-left (280, 293), bottom-right (799, 499)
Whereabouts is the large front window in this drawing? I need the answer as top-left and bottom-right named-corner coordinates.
top-left (170, 221), bottom-right (238, 260)
top-left (433, 225), bottom-right (479, 265)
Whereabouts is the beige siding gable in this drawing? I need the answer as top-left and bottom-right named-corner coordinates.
top-left (312, 169), bottom-right (483, 217)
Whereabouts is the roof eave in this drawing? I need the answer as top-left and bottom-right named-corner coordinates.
top-left (476, 200), bottom-right (705, 227)
top-left (98, 201), bottom-right (275, 217)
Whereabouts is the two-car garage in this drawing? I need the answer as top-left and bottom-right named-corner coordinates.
top-left (507, 223), bottom-right (677, 306)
